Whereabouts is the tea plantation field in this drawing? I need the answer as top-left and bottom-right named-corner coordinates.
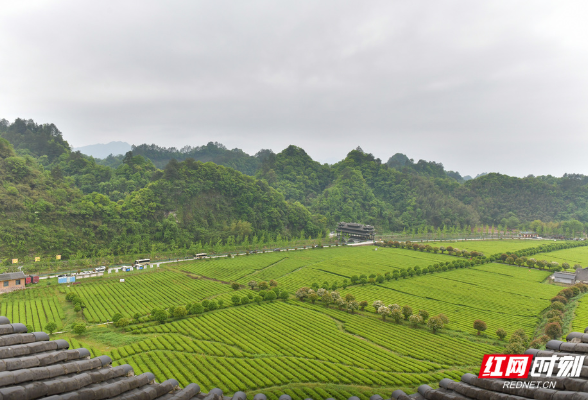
top-left (0, 241), bottom-right (582, 399)
top-left (533, 245), bottom-right (588, 269)
top-left (423, 240), bottom-right (553, 254)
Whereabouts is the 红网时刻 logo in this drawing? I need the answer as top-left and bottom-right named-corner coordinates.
top-left (478, 354), bottom-right (585, 379)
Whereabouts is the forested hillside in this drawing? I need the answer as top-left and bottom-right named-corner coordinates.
top-left (1, 117), bottom-right (588, 259)
top-left (0, 119), bottom-right (325, 260)
top-left (129, 142), bottom-right (270, 175)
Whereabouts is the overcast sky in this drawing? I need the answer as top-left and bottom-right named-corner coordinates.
top-left (1, 1), bottom-right (588, 177)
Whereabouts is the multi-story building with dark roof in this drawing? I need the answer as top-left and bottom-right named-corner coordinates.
top-left (336, 222), bottom-right (375, 242)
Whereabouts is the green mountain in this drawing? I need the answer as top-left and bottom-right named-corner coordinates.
top-left (1, 117), bottom-right (587, 260)
top-left (0, 120), bottom-right (325, 260)
top-left (256, 145), bottom-right (332, 205)
top-left (129, 142), bottom-right (268, 175)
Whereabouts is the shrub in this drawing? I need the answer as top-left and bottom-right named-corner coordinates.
top-left (409, 314), bottom-right (423, 327)
top-left (437, 313), bottom-right (449, 324)
top-left (551, 301), bottom-right (565, 312)
top-left (496, 328), bottom-right (507, 340)
top-left (112, 313), bottom-right (123, 323)
top-left (231, 282), bottom-right (240, 290)
top-left (576, 283), bottom-right (588, 293)
top-left (378, 306), bottom-right (390, 321)
top-left (173, 306), bottom-right (187, 318)
top-left (73, 323), bottom-right (86, 335)
top-left (241, 296), bottom-right (250, 305)
top-left (265, 291), bottom-right (277, 302)
top-left (510, 329), bottom-right (529, 346)
top-left (545, 309), bottom-right (563, 319)
top-left (473, 320), bottom-right (487, 335)
top-left (402, 305), bottom-right (413, 320)
top-left (359, 301), bottom-right (368, 311)
top-left (418, 310), bottom-right (429, 322)
top-left (74, 304), bottom-right (81, 312)
top-left (427, 316), bottom-right (444, 333)
top-left (390, 308), bottom-right (403, 323)
top-left (154, 310), bottom-right (168, 323)
top-left (559, 288), bottom-right (573, 299)
top-left (545, 322), bottom-right (562, 339)
top-left (115, 318), bottom-right (130, 328)
top-left (191, 303), bottom-right (204, 315)
top-left (296, 287), bottom-right (310, 301)
top-left (570, 286), bottom-right (581, 296)
top-left (529, 335), bottom-right (550, 348)
top-left (45, 322), bottom-right (57, 335)
top-left (551, 296), bottom-right (567, 305)
top-left (505, 340), bottom-right (527, 354)
top-left (372, 300), bottom-right (383, 312)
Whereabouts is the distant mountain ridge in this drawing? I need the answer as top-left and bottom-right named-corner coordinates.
top-left (74, 141), bottom-right (132, 158)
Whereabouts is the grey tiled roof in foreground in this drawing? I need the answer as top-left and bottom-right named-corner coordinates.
top-left (393, 332), bottom-right (588, 400)
top-left (0, 313), bottom-right (585, 400)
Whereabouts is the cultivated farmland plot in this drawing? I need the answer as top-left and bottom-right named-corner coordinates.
top-left (427, 240), bottom-right (554, 254)
top-left (123, 302), bottom-right (483, 393)
top-left (66, 271), bottom-right (233, 322)
top-left (341, 263), bottom-right (558, 337)
top-left (0, 287), bottom-right (65, 331)
top-left (532, 246), bottom-right (588, 270)
top-left (1, 243), bottom-right (583, 397)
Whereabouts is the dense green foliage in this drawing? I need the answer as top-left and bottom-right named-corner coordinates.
top-left (3, 116), bottom-right (588, 259)
top-left (130, 142), bottom-right (269, 174)
top-left (0, 118), bottom-right (70, 162)
top-left (0, 119), bottom-right (325, 259)
top-left (256, 145), bottom-right (332, 205)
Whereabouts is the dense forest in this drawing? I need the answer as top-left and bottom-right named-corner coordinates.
top-left (0, 119), bottom-right (324, 260)
top-left (1, 117), bottom-right (587, 259)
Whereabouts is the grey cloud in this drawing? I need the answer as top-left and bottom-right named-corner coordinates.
top-left (1, 0), bottom-right (587, 177)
